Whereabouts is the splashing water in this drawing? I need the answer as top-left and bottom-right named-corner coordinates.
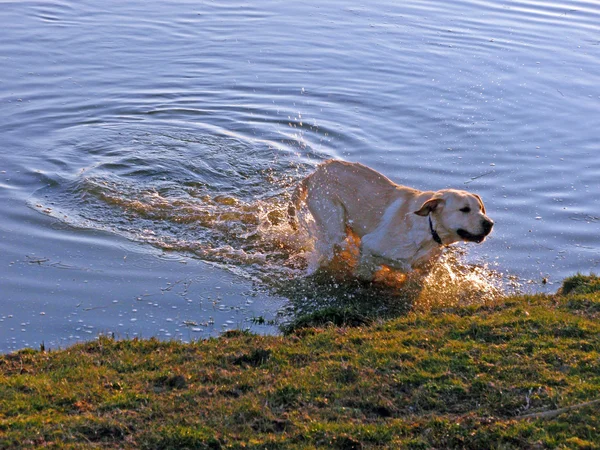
top-left (32, 124), bottom-right (318, 282)
top-left (416, 247), bottom-right (507, 311)
top-left (75, 176), bottom-right (310, 274)
top-left (276, 224), bottom-right (510, 318)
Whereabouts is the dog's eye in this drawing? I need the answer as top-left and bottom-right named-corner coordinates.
top-left (460, 207), bottom-right (471, 213)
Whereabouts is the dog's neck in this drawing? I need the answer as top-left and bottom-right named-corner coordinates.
top-left (429, 216), bottom-right (443, 246)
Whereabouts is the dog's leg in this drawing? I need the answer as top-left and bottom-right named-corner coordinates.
top-left (354, 233), bottom-right (381, 280)
top-left (355, 248), bottom-right (378, 281)
top-left (307, 197), bottom-right (347, 268)
top-left (355, 232), bottom-right (412, 280)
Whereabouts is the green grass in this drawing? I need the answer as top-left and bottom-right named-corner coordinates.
top-left (1, 275), bottom-right (599, 449)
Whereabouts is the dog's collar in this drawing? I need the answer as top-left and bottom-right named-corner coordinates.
top-left (429, 216), bottom-right (443, 245)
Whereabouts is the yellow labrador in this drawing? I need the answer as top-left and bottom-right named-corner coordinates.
top-left (289, 160), bottom-right (493, 280)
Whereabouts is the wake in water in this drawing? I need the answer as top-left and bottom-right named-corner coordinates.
top-left (31, 124), bottom-right (514, 316)
top-left (74, 175), bottom-right (313, 278)
top-left (31, 124), bottom-right (318, 282)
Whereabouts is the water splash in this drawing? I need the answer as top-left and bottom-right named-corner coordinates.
top-left (32, 124), bottom-right (318, 282)
top-left (274, 230), bottom-right (511, 320)
top-left (415, 247), bottom-right (507, 311)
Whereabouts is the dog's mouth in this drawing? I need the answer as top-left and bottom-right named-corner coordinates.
top-left (457, 229), bottom-right (488, 244)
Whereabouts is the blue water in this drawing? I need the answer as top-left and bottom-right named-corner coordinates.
top-left (1, 0), bottom-right (599, 352)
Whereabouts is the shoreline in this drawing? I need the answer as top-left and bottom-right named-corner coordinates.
top-left (1, 274), bottom-right (598, 448)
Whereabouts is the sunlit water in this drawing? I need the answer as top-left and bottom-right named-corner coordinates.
top-left (1, 0), bottom-right (599, 352)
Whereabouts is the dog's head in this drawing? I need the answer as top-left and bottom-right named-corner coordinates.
top-left (414, 189), bottom-right (493, 244)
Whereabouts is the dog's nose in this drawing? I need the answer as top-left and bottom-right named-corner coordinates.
top-left (482, 219), bottom-right (494, 234)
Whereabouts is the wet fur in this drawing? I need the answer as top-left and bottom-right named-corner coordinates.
top-left (289, 160), bottom-right (494, 280)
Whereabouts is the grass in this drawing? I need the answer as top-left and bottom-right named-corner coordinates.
top-left (1, 274), bottom-right (599, 449)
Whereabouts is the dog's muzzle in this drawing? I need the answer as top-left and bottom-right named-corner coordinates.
top-left (457, 219), bottom-right (494, 243)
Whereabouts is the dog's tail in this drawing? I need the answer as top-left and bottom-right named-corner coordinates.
top-left (288, 177), bottom-right (309, 231)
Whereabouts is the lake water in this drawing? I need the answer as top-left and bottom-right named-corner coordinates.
top-left (1, 0), bottom-right (599, 352)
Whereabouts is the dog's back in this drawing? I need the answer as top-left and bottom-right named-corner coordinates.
top-left (303, 160), bottom-right (419, 237)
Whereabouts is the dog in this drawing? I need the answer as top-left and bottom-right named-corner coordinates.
top-left (288, 160), bottom-right (493, 280)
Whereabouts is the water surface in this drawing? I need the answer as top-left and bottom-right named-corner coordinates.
top-left (1, 0), bottom-right (599, 352)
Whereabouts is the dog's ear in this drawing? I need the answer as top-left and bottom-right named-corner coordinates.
top-left (414, 198), bottom-right (443, 216)
top-left (474, 194), bottom-right (486, 214)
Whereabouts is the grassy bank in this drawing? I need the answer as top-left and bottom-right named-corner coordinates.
top-left (1, 275), bottom-right (599, 449)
